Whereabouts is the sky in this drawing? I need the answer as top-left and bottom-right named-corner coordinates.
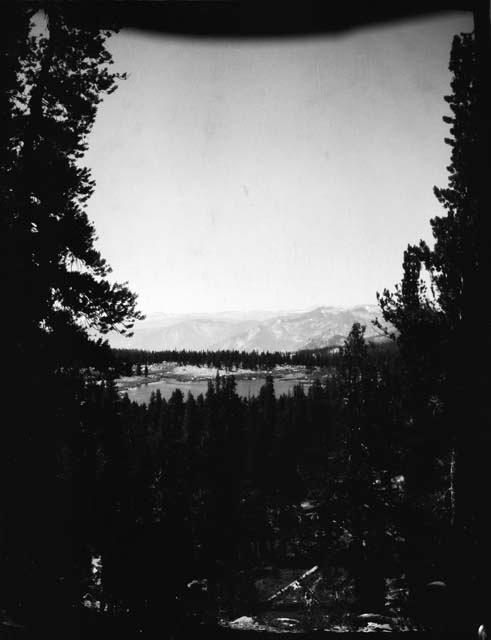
top-left (83, 11), bottom-right (472, 316)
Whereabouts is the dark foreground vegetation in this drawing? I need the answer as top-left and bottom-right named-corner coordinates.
top-left (80, 327), bottom-right (413, 622)
top-left (2, 2), bottom-right (491, 639)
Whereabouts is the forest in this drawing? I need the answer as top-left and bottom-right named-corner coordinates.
top-left (65, 328), bottom-right (426, 624)
top-left (112, 344), bottom-right (353, 373)
top-left (1, 2), bottom-right (491, 638)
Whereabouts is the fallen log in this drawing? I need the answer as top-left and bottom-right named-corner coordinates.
top-left (266, 566), bottom-right (320, 603)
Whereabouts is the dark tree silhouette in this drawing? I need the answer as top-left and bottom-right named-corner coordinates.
top-left (378, 31), bottom-right (490, 627)
top-left (0, 6), bottom-right (143, 632)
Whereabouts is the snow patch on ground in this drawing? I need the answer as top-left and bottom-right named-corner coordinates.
top-left (222, 616), bottom-right (286, 633)
top-left (172, 365), bottom-right (259, 377)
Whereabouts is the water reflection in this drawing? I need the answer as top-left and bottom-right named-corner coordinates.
top-left (124, 377), bottom-right (310, 404)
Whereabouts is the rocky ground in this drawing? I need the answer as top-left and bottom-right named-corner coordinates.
top-left (214, 567), bottom-right (416, 633)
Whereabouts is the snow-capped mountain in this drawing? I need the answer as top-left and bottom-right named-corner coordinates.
top-left (109, 305), bottom-right (390, 352)
top-left (214, 305), bottom-right (389, 351)
top-left (108, 310), bottom-right (279, 351)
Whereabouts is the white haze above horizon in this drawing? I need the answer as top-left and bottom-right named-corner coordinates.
top-left (84, 11), bottom-right (472, 316)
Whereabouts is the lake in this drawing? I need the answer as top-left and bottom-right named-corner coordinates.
top-left (123, 376), bottom-right (311, 404)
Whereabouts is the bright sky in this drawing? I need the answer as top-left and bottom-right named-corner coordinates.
top-left (84, 12), bottom-right (472, 315)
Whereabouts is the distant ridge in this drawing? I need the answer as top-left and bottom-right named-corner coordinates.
top-left (109, 305), bottom-right (391, 352)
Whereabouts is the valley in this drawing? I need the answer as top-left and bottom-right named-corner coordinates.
top-left (116, 362), bottom-right (317, 403)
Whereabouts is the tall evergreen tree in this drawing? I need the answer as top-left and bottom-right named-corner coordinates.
top-left (335, 324), bottom-right (384, 610)
top-left (378, 31), bottom-right (490, 626)
top-left (1, 6), bottom-right (143, 631)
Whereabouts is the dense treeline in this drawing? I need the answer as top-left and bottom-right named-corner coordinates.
top-left (113, 346), bottom-right (338, 372)
top-left (111, 340), bottom-right (395, 374)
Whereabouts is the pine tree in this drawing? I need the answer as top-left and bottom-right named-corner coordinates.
top-left (320, 324), bottom-right (390, 611)
top-left (5, 8), bottom-right (143, 363)
top-left (378, 31), bottom-right (491, 625)
top-left (1, 6), bottom-right (143, 629)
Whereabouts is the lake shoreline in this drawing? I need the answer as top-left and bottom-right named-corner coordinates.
top-left (115, 363), bottom-right (316, 403)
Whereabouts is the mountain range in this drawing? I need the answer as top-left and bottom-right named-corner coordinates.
top-left (108, 305), bottom-right (392, 352)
